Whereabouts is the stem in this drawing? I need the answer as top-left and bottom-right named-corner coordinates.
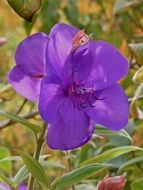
top-left (0, 110), bottom-right (38, 129)
top-left (28, 122), bottom-right (47, 190)
top-left (16, 98), bottom-right (27, 114)
top-left (0, 98), bottom-right (27, 130)
top-left (66, 151), bottom-right (75, 190)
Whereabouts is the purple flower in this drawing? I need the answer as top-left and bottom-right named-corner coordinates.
top-left (38, 23), bottom-right (129, 151)
top-left (8, 33), bottom-right (48, 101)
top-left (0, 182), bottom-right (10, 190)
top-left (18, 183), bottom-right (27, 190)
top-left (0, 182), bottom-right (27, 190)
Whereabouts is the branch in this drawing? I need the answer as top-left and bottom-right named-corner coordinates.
top-left (0, 110), bottom-right (39, 129)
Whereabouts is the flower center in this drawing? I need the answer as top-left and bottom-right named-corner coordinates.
top-left (68, 81), bottom-right (91, 95)
top-left (68, 81), bottom-right (104, 109)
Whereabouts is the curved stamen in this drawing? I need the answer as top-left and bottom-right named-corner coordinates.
top-left (79, 102), bottom-right (88, 108)
top-left (91, 93), bottom-right (106, 101)
top-left (88, 99), bottom-right (96, 108)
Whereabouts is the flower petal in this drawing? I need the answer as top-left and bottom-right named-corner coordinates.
top-left (18, 183), bottom-right (27, 190)
top-left (72, 41), bottom-right (129, 90)
top-left (47, 98), bottom-right (94, 150)
top-left (46, 23), bottom-right (79, 76)
top-left (8, 66), bottom-right (41, 101)
top-left (15, 33), bottom-right (48, 76)
top-left (0, 182), bottom-right (11, 190)
top-left (38, 75), bottom-right (65, 124)
top-left (85, 83), bottom-right (129, 131)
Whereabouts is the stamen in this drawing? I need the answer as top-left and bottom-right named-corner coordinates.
top-left (92, 93), bottom-right (106, 101)
top-left (68, 81), bottom-right (106, 109)
top-left (79, 102), bottom-right (88, 108)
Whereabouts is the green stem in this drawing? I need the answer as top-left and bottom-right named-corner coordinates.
top-left (0, 110), bottom-right (38, 129)
top-left (16, 98), bottom-right (27, 114)
top-left (27, 122), bottom-right (47, 190)
top-left (66, 151), bottom-right (75, 190)
top-left (0, 98), bottom-right (27, 130)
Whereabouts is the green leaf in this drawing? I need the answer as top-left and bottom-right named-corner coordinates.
top-left (40, 160), bottom-right (66, 170)
top-left (0, 147), bottom-right (12, 174)
top-left (51, 163), bottom-right (109, 189)
top-left (113, 0), bottom-right (141, 14)
top-left (13, 166), bottom-right (29, 185)
top-left (0, 110), bottom-right (41, 134)
top-left (95, 126), bottom-right (133, 144)
top-left (13, 155), bottom-right (54, 185)
top-left (79, 144), bottom-right (92, 163)
top-left (81, 146), bottom-right (143, 166)
top-left (20, 152), bottom-right (48, 187)
top-left (133, 66), bottom-right (143, 84)
top-left (118, 156), bottom-right (143, 174)
top-left (131, 178), bottom-right (143, 190)
top-left (0, 84), bottom-right (15, 101)
top-left (7, 0), bottom-right (41, 22)
top-left (0, 156), bottom-right (21, 164)
top-left (130, 83), bottom-right (143, 119)
top-left (129, 43), bottom-right (143, 66)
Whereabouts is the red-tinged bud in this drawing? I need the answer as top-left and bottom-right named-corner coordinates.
top-left (0, 37), bottom-right (7, 46)
top-left (96, 174), bottom-right (126, 190)
top-left (72, 29), bottom-right (91, 51)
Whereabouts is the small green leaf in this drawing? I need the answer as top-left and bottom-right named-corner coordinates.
top-left (52, 163), bottom-right (109, 189)
top-left (7, 0), bottom-right (41, 22)
top-left (0, 147), bottom-right (12, 174)
top-left (130, 84), bottom-right (143, 119)
top-left (0, 110), bottom-right (42, 134)
top-left (79, 144), bottom-right (92, 163)
top-left (0, 156), bottom-right (21, 164)
top-left (131, 178), bottom-right (143, 190)
top-left (129, 43), bottom-right (143, 66)
top-left (13, 166), bottom-right (29, 185)
top-left (95, 126), bottom-right (133, 144)
top-left (133, 66), bottom-right (143, 84)
top-left (118, 156), bottom-right (143, 174)
top-left (20, 152), bottom-right (48, 187)
top-left (130, 100), bottom-right (143, 119)
top-left (40, 160), bottom-right (66, 170)
top-left (0, 84), bottom-right (15, 101)
top-left (81, 146), bottom-right (143, 166)
top-left (113, 0), bottom-right (141, 14)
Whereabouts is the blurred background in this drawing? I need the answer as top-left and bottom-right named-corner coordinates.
top-left (0, 0), bottom-right (143, 189)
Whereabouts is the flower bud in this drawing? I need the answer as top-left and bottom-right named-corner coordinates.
top-left (97, 174), bottom-right (126, 190)
top-left (0, 37), bottom-right (7, 46)
top-left (7, 0), bottom-right (41, 21)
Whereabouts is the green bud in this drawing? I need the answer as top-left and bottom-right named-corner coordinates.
top-left (7, 0), bottom-right (41, 22)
